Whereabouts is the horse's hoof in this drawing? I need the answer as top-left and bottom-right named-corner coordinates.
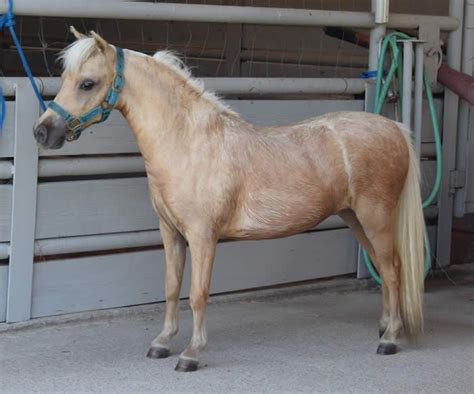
top-left (379, 328), bottom-right (387, 338)
top-left (175, 358), bottom-right (198, 372)
top-left (147, 346), bottom-right (170, 359)
top-left (376, 343), bottom-right (397, 355)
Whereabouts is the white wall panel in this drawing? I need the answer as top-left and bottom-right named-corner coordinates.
top-left (0, 185), bottom-right (12, 242)
top-left (0, 103), bottom-right (15, 158)
top-left (31, 229), bottom-right (357, 318)
top-left (35, 178), bottom-right (158, 239)
top-left (0, 265), bottom-right (7, 322)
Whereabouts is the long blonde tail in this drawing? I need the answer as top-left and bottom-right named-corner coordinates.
top-left (395, 124), bottom-right (425, 339)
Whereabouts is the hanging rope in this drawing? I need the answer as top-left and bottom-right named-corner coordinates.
top-left (0, 0), bottom-right (47, 130)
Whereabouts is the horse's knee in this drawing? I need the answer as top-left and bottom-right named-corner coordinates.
top-left (166, 288), bottom-right (180, 302)
top-left (189, 290), bottom-right (209, 311)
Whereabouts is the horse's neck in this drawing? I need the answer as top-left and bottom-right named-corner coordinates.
top-left (118, 52), bottom-right (228, 165)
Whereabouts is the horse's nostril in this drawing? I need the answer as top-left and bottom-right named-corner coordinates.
top-left (34, 125), bottom-right (48, 144)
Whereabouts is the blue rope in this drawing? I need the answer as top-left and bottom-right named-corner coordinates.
top-left (0, 0), bottom-right (46, 130)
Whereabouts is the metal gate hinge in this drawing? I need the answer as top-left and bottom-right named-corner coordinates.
top-left (450, 170), bottom-right (466, 193)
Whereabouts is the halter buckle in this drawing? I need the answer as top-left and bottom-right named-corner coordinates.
top-left (111, 73), bottom-right (124, 93)
top-left (67, 117), bottom-right (82, 131)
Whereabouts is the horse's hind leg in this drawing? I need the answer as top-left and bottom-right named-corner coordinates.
top-left (338, 209), bottom-right (390, 337)
top-left (356, 206), bottom-right (402, 355)
top-left (175, 229), bottom-right (217, 372)
top-left (147, 221), bottom-right (186, 359)
top-left (371, 232), bottom-right (402, 354)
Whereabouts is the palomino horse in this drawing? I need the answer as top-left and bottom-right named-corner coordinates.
top-left (33, 29), bottom-right (425, 372)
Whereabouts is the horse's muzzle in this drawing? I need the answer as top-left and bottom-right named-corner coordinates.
top-left (33, 116), bottom-right (67, 150)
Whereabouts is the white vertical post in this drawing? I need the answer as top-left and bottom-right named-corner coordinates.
top-left (402, 40), bottom-right (414, 129)
top-left (436, 0), bottom-right (465, 266)
top-left (368, 0), bottom-right (387, 73)
top-left (6, 80), bottom-right (40, 323)
top-left (413, 42), bottom-right (425, 158)
top-left (454, 0), bottom-right (474, 217)
top-left (374, 0), bottom-right (389, 23)
top-left (358, 0), bottom-right (389, 278)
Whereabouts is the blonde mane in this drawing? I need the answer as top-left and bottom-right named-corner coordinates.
top-left (59, 38), bottom-right (234, 114)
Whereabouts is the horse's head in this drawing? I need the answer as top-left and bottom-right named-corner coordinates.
top-left (33, 27), bottom-right (119, 149)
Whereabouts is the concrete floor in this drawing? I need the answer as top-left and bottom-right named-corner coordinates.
top-left (0, 266), bottom-right (473, 393)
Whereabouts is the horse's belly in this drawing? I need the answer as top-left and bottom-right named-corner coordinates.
top-left (222, 192), bottom-right (333, 240)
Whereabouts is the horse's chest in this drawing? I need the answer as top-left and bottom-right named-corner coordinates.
top-left (146, 176), bottom-right (187, 233)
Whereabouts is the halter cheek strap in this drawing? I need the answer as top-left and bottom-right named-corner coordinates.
top-left (48, 47), bottom-right (125, 142)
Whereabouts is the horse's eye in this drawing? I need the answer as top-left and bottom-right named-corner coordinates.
top-left (79, 79), bottom-right (95, 91)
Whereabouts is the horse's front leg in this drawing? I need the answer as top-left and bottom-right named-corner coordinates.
top-left (175, 229), bottom-right (217, 372)
top-left (147, 220), bottom-right (186, 359)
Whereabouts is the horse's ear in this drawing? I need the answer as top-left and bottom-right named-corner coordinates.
top-left (70, 25), bottom-right (86, 40)
top-left (90, 30), bottom-right (109, 53)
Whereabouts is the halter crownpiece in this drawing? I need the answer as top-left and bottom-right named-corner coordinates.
top-left (48, 47), bottom-right (125, 142)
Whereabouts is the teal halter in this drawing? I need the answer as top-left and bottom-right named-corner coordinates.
top-left (48, 47), bottom-right (125, 142)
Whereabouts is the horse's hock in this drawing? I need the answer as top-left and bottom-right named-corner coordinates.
top-left (0, 0), bottom-right (473, 376)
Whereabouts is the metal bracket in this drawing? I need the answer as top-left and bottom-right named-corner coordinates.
top-left (449, 170), bottom-right (466, 195)
top-left (418, 23), bottom-right (442, 89)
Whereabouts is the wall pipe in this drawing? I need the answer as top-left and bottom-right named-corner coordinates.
top-left (0, 77), bottom-right (367, 97)
top-left (0, 160), bottom-right (13, 179)
top-left (0, 144), bottom-right (441, 181)
top-left (0, 0), bottom-right (460, 31)
top-left (0, 243), bottom-right (8, 260)
top-left (38, 156), bottom-right (145, 178)
top-left (0, 145), bottom-right (440, 181)
top-left (0, 208), bottom-right (439, 260)
top-left (33, 230), bottom-right (163, 257)
top-left (438, 63), bottom-right (474, 105)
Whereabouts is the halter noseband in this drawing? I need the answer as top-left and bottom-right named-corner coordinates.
top-left (48, 47), bottom-right (125, 142)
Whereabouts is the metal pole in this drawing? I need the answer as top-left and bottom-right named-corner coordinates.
top-left (0, 217), bottom-right (348, 259)
top-left (34, 230), bottom-right (163, 257)
top-left (0, 0), bottom-right (460, 30)
top-left (38, 156), bottom-right (145, 178)
top-left (454, 0), bottom-right (474, 217)
top-left (0, 243), bottom-right (8, 260)
top-left (0, 160), bottom-right (13, 179)
top-left (0, 205), bottom-right (440, 260)
top-left (359, 0), bottom-right (388, 277)
top-left (413, 42), bottom-right (425, 158)
top-left (365, 0), bottom-right (388, 116)
top-left (0, 77), bottom-right (367, 97)
top-left (437, 0), bottom-right (465, 267)
top-left (402, 40), bottom-right (414, 130)
top-left (368, 0), bottom-right (387, 73)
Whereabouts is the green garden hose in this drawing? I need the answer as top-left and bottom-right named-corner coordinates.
top-left (362, 32), bottom-right (442, 284)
